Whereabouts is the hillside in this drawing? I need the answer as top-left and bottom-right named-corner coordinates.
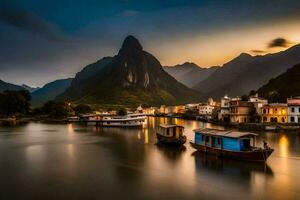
top-left (31, 78), bottom-right (73, 107)
top-left (257, 63), bottom-right (300, 102)
top-left (0, 80), bottom-right (26, 92)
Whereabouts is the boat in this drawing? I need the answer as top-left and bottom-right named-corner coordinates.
top-left (156, 124), bottom-right (186, 146)
top-left (99, 114), bottom-right (147, 127)
top-left (190, 128), bottom-right (274, 162)
top-left (79, 114), bottom-right (147, 127)
top-left (67, 116), bottom-right (80, 122)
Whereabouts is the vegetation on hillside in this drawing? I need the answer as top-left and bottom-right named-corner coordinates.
top-left (0, 90), bottom-right (31, 117)
top-left (257, 63), bottom-right (300, 102)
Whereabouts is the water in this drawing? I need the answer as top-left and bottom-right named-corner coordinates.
top-left (0, 117), bottom-right (300, 199)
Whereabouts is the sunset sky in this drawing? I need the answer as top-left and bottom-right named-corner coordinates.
top-left (1, 0), bottom-right (300, 86)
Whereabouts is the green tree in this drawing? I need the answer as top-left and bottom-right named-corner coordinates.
top-left (74, 104), bottom-right (92, 115)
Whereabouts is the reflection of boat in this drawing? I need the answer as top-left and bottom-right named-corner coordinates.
top-left (156, 124), bottom-right (186, 146)
top-left (192, 151), bottom-right (274, 177)
top-left (190, 128), bottom-right (274, 162)
top-left (156, 143), bottom-right (186, 161)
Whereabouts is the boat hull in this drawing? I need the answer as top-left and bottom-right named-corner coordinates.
top-left (156, 133), bottom-right (186, 146)
top-left (190, 142), bottom-right (274, 162)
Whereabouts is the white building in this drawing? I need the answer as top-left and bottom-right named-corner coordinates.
top-left (218, 95), bottom-right (231, 121)
top-left (287, 97), bottom-right (300, 123)
top-left (249, 94), bottom-right (268, 114)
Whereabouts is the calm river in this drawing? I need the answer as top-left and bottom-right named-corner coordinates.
top-left (0, 117), bottom-right (300, 199)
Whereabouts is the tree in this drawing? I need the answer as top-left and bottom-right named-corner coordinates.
top-left (0, 90), bottom-right (31, 116)
top-left (74, 104), bottom-right (92, 115)
top-left (117, 107), bottom-right (127, 116)
top-left (39, 101), bottom-right (74, 118)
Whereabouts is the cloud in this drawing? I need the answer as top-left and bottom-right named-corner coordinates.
top-left (268, 37), bottom-right (292, 48)
top-left (0, 9), bottom-right (68, 42)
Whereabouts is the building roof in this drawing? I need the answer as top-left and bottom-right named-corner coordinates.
top-left (159, 124), bottom-right (184, 129)
top-left (194, 128), bottom-right (257, 138)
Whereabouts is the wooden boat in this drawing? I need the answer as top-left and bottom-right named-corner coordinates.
top-left (156, 124), bottom-right (186, 146)
top-left (190, 128), bottom-right (274, 162)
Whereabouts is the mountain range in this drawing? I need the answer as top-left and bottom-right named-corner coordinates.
top-left (191, 44), bottom-right (300, 98)
top-left (0, 80), bottom-right (25, 92)
top-left (31, 78), bottom-right (73, 107)
top-left (163, 62), bottom-right (219, 88)
top-left (58, 36), bottom-right (201, 107)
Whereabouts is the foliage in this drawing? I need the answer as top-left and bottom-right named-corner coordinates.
top-left (117, 107), bottom-right (127, 116)
top-left (74, 104), bottom-right (92, 115)
top-left (0, 90), bottom-right (31, 116)
top-left (257, 63), bottom-right (300, 102)
top-left (36, 101), bottom-right (74, 118)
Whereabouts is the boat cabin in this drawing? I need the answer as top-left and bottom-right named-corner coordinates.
top-left (194, 128), bottom-right (258, 151)
top-left (157, 124), bottom-right (184, 138)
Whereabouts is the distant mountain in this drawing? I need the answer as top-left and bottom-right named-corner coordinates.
top-left (0, 80), bottom-right (25, 92)
top-left (193, 44), bottom-right (300, 98)
top-left (257, 63), bottom-right (300, 102)
top-left (163, 62), bottom-right (219, 88)
top-left (58, 35), bottom-right (202, 107)
top-left (31, 78), bottom-right (73, 107)
top-left (21, 84), bottom-right (40, 93)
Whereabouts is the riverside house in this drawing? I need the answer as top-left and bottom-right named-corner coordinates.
top-left (229, 98), bottom-right (254, 124)
top-left (287, 97), bottom-right (300, 123)
top-left (261, 103), bottom-right (288, 123)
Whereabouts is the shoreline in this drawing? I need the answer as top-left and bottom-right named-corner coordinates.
top-left (1, 115), bottom-right (300, 132)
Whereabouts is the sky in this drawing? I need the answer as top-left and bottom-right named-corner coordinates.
top-left (1, 0), bottom-right (300, 87)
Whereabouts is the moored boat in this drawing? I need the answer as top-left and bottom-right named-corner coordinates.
top-left (156, 124), bottom-right (186, 146)
top-left (190, 128), bottom-right (274, 162)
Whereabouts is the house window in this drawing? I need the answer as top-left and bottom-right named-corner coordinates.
top-left (291, 107), bottom-right (295, 113)
top-left (291, 117), bottom-right (295, 122)
top-left (281, 117), bottom-right (285, 123)
top-left (263, 117), bottom-right (267, 122)
top-left (263, 109), bottom-right (266, 114)
top-left (299, 108), bottom-right (300, 113)
top-left (217, 138), bottom-right (221, 145)
top-left (275, 108), bottom-right (277, 114)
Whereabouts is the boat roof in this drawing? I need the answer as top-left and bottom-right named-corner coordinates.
top-left (194, 128), bottom-right (258, 138)
top-left (159, 124), bottom-right (184, 129)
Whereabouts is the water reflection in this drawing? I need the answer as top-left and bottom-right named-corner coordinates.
top-left (1, 119), bottom-right (300, 199)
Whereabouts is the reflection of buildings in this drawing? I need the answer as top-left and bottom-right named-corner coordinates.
top-left (287, 97), bottom-right (300, 123)
top-left (261, 103), bottom-right (287, 123)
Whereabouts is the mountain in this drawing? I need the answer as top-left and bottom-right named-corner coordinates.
top-left (58, 35), bottom-right (202, 107)
top-left (163, 62), bottom-right (219, 88)
top-left (31, 78), bottom-right (73, 107)
top-left (21, 84), bottom-right (40, 93)
top-left (257, 63), bottom-right (300, 102)
top-left (193, 44), bottom-right (300, 98)
top-left (0, 80), bottom-right (26, 92)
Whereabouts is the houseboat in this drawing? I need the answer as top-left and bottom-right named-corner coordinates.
top-left (156, 124), bottom-right (186, 146)
top-left (190, 128), bottom-right (274, 162)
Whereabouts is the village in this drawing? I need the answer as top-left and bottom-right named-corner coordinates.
top-left (138, 94), bottom-right (300, 130)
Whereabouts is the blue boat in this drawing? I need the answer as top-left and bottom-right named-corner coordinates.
top-left (190, 128), bottom-right (274, 162)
